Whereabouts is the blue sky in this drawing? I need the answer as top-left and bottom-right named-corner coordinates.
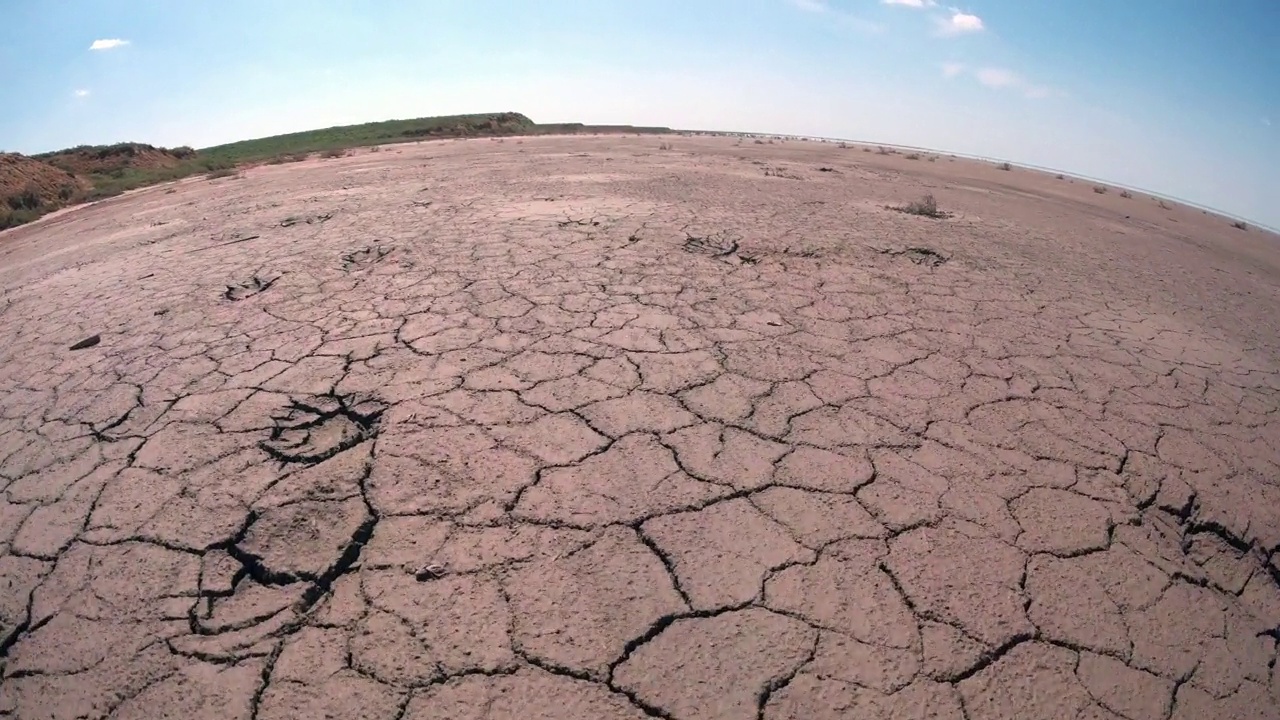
top-left (2, 0), bottom-right (1277, 228)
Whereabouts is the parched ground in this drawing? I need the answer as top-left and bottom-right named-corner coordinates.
top-left (1, 135), bottom-right (1278, 720)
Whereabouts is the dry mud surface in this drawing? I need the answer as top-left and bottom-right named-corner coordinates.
top-left (1, 136), bottom-right (1279, 719)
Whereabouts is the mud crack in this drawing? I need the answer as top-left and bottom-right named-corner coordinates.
top-left (341, 245), bottom-right (394, 271)
top-left (259, 393), bottom-right (386, 465)
top-left (224, 275), bottom-right (278, 301)
top-left (684, 231), bottom-right (741, 257)
top-left (877, 246), bottom-right (950, 267)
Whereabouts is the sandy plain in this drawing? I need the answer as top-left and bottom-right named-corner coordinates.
top-left (0, 135), bottom-right (1278, 719)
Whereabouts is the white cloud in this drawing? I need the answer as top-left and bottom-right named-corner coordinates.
top-left (73, 89), bottom-right (90, 98)
top-left (786, 0), bottom-right (884, 32)
top-left (945, 65), bottom-right (1054, 99)
top-left (882, 0), bottom-right (937, 7)
top-left (89, 38), bottom-right (130, 51)
top-left (936, 10), bottom-right (984, 35)
top-left (1264, 117), bottom-right (1273, 127)
top-left (975, 67), bottom-right (1018, 88)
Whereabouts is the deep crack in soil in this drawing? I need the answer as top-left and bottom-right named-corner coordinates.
top-left (341, 245), bottom-right (394, 271)
top-left (684, 232), bottom-right (740, 257)
top-left (259, 393), bottom-right (385, 465)
top-left (224, 274), bottom-right (278, 301)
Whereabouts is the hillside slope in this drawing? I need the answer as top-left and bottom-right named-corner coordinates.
top-left (0, 154), bottom-right (88, 229)
top-left (36, 142), bottom-right (197, 177)
top-left (0, 112), bottom-right (670, 231)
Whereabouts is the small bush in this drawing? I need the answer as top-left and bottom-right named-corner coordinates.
top-left (0, 206), bottom-right (41, 229)
top-left (997, 162), bottom-right (1012, 171)
top-left (206, 168), bottom-right (239, 179)
top-left (82, 187), bottom-right (123, 202)
top-left (1231, 220), bottom-right (1248, 231)
top-left (196, 157), bottom-right (236, 173)
top-left (658, 141), bottom-right (673, 150)
top-left (319, 148), bottom-right (346, 159)
top-left (7, 185), bottom-right (42, 211)
top-left (890, 194), bottom-right (952, 219)
top-left (266, 152), bottom-right (310, 164)
top-left (1055, 174), bottom-right (1065, 180)
top-left (904, 153), bottom-right (922, 160)
top-left (368, 145), bottom-right (382, 153)
top-left (1119, 190), bottom-right (1133, 199)
top-left (1093, 186), bottom-right (1108, 194)
top-left (1157, 200), bottom-right (1171, 210)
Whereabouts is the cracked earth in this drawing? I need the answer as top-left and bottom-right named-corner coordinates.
top-left (1, 135), bottom-right (1279, 719)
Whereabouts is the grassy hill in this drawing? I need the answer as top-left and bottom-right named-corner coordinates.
top-left (1, 112), bottom-right (669, 230)
top-left (199, 112), bottom-right (536, 164)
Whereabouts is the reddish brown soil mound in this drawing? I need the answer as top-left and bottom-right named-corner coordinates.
top-left (36, 142), bottom-right (196, 176)
top-left (0, 153), bottom-right (87, 228)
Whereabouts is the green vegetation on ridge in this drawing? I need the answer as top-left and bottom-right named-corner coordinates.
top-left (199, 112), bottom-right (536, 164)
top-left (1, 112), bottom-right (670, 230)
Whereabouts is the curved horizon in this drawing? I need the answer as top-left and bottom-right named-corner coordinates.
top-left (1, 0), bottom-right (1276, 228)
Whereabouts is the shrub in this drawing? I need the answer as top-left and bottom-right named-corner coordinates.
top-left (1119, 190), bottom-right (1133, 199)
top-left (0, 206), bottom-right (41, 229)
top-left (1093, 186), bottom-right (1108, 194)
top-left (1157, 200), bottom-right (1171, 210)
top-left (1055, 174), bottom-right (1065, 180)
top-left (206, 167), bottom-right (239, 179)
top-left (6, 185), bottom-right (42, 211)
top-left (1231, 220), bottom-right (1248, 230)
top-left (890, 193), bottom-right (951, 219)
top-left (195, 157), bottom-right (236, 175)
top-left (904, 153), bottom-right (922, 160)
top-left (320, 148), bottom-right (346, 159)
top-left (997, 162), bottom-right (1012, 171)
